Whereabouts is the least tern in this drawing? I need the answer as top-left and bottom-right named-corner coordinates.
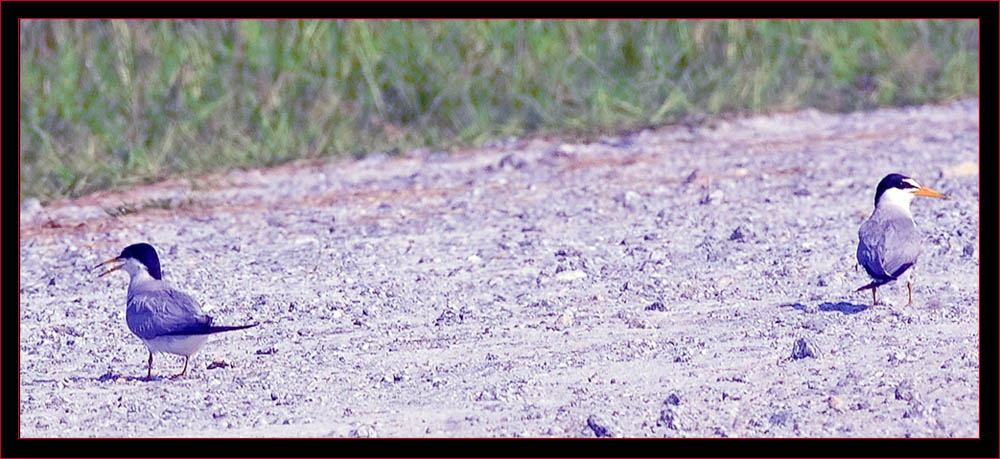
top-left (856, 174), bottom-right (948, 306)
top-left (95, 243), bottom-right (258, 380)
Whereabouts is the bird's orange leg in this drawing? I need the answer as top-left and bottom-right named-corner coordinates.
top-left (907, 281), bottom-right (913, 306)
top-left (173, 356), bottom-right (189, 379)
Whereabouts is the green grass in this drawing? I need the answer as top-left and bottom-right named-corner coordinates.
top-left (19, 19), bottom-right (979, 203)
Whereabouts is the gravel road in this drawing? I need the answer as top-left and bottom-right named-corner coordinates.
top-left (19, 99), bottom-right (980, 438)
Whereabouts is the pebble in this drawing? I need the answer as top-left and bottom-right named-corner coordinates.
top-left (586, 414), bottom-right (616, 438)
top-left (497, 154), bottom-right (526, 170)
top-left (700, 189), bottom-right (724, 205)
top-left (728, 226), bottom-right (747, 242)
top-left (769, 411), bottom-right (790, 426)
top-left (206, 358), bottom-right (229, 370)
top-left (555, 270), bottom-right (587, 282)
top-left (615, 191), bottom-right (642, 210)
top-left (895, 380), bottom-right (916, 401)
top-left (658, 407), bottom-right (680, 430)
top-left (555, 144), bottom-right (576, 155)
top-left (829, 395), bottom-right (846, 412)
top-left (791, 338), bottom-right (818, 360)
top-left (554, 308), bottom-right (576, 329)
top-left (645, 302), bottom-right (667, 312)
top-left (941, 161), bottom-right (978, 178)
top-left (21, 198), bottom-right (43, 219)
top-left (903, 400), bottom-right (925, 418)
top-left (802, 317), bottom-right (828, 332)
top-left (351, 424), bottom-right (377, 438)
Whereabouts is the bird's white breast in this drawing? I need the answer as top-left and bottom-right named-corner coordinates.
top-left (141, 334), bottom-right (210, 357)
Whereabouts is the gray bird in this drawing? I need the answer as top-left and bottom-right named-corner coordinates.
top-left (95, 243), bottom-right (258, 380)
top-left (856, 173), bottom-right (948, 306)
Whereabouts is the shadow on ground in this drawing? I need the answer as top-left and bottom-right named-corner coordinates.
top-left (818, 301), bottom-right (870, 315)
top-left (779, 301), bottom-right (870, 315)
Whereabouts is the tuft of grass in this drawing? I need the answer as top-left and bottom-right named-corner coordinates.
top-left (20, 19), bottom-right (979, 203)
top-left (102, 196), bottom-right (194, 217)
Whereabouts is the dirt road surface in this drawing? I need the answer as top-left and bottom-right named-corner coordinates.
top-left (19, 99), bottom-right (979, 438)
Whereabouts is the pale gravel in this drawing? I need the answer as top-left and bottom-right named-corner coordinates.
top-left (19, 99), bottom-right (979, 438)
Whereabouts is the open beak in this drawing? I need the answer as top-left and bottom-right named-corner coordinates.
top-left (913, 186), bottom-right (949, 199)
top-left (94, 257), bottom-right (124, 277)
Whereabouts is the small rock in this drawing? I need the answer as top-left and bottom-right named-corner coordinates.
top-left (21, 198), bottom-right (42, 214)
top-left (645, 302), bottom-right (667, 312)
top-left (682, 169), bottom-right (699, 185)
top-left (941, 161), bottom-right (978, 178)
top-left (665, 394), bottom-right (681, 406)
top-left (206, 358), bottom-right (229, 370)
top-left (467, 254), bottom-right (483, 263)
top-left (700, 189), bottom-right (724, 205)
top-left (555, 270), bottom-right (587, 282)
top-left (791, 338), bottom-right (817, 360)
top-left (769, 411), bottom-right (790, 426)
top-left (963, 243), bottom-right (976, 257)
top-left (599, 136), bottom-right (631, 148)
top-left (587, 414), bottom-right (616, 438)
top-left (615, 190), bottom-right (642, 210)
top-left (434, 308), bottom-right (463, 326)
top-left (497, 154), bottom-right (526, 170)
top-left (729, 226), bottom-right (747, 242)
top-left (895, 380), bottom-right (916, 401)
top-left (554, 248), bottom-right (581, 258)
top-left (658, 407), bottom-right (680, 430)
top-left (554, 144), bottom-right (576, 155)
top-left (903, 400), bottom-right (925, 418)
top-left (554, 308), bottom-right (576, 329)
top-left (351, 424), bottom-right (377, 438)
top-left (793, 188), bottom-right (812, 197)
top-left (802, 317), bottom-right (828, 332)
top-left (829, 396), bottom-right (846, 412)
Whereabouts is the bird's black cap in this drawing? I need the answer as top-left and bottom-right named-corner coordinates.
top-left (873, 173), bottom-right (918, 208)
top-left (118, 243), bottom-right (162, 280)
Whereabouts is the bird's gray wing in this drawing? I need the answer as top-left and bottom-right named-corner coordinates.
top-left (858, 219), bottom-right (890, 281)
top-left (858, 213), bottom-right (920, 282)
top-left (878, 216), bottom-right (920, 278)
top-left (126, 288), bottom-right (211, 340)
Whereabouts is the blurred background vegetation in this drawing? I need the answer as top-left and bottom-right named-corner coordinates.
top-left (20, 19), bottom-right (979, 203)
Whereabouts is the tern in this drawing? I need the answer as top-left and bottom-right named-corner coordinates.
top-left (94, 243), bottom-right (258, 380)
top-left (856, 173), bottom-right (948, 306)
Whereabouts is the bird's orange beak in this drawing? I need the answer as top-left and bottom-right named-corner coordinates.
top-left (912, 186), bottom-right (949, 199)
top-left (94, 257), bottom-right (124, 277)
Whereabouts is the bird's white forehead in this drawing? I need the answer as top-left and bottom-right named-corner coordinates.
top-left (902, 178), bottom-right (921, 188)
